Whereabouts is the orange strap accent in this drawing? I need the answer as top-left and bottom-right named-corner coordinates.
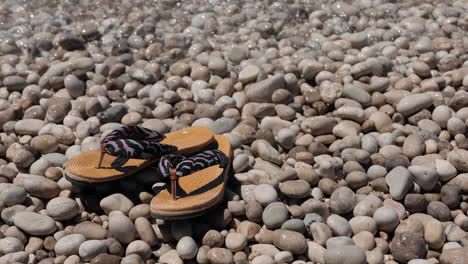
top-left (97, 143), bottom-right (107, 168)
top-left (170, 168), bottom-right (177, 200)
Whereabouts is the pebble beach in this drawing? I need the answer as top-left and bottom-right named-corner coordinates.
top-left (0, 0), bottom-right (467, 263)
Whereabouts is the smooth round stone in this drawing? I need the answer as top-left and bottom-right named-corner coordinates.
top-left (404, 194), bottom-right (428, 213)
top-left (278, 180), bottom-right (311, 198)
top-left (245, 201), bottom-right (263, 222)
top-left (327, 214), bottom-right (352, 237)
top-left (390, 232), bottom-right (428, 263)
top-left (64, 75), bottom-right (85, 98)
top-left (0, 186), bottom-right (27, 206)
top-left (239, 65), bottom-right (260, 83)
top-left (424, 219), bottom-right (444, 249)
top-left (353, 195), bottom-right (382, 217)
top-left (262, 202), bottom-right (289, 229)
top-left (408, 166), bottom-right (439, 191)
top-left (385, 166), bottom-right (413, 200)
top-left (55, 234), bottom-right (86, 256)
top-left (436, 159), bottom-right (457, 182)
top-left (324, 245), bottom-right (366, 264)
top-left (142, 119), bottom-right (169, 133)
top-left (427, 201), bottom-right (451, 221)
top-left (207, 248), bottom-right (234, 264)
top-left (349, 216), bottom-right (377, 235)
top-left (73, 222), bottom-right (106, 240)
top-left (210, 117), bottom-right (236, 134)
top-left (252, 255), bottom-right (274, 264)
top-left (353, 231), bottom-right (375, 251)
top-left (326, 236), bottom-right (355, 249)
top-left (440, 184), bottom-right (461, 209)
top-left (134, 217), bottom-right (157, 247)
top-left (396, 93), bottom-right (433, 117)
top-left (91, 253), bottom-right (121, 264)
top-left (125, 240), bottom-right (151, 260)
top-left (1, 205), bottom-right (25, 226)
top-left (233, 154), bottom-right (249, 173)
top-left (15, 119), bottom-right (46, 136)
top-left (176, 236), bottom-right (198, 260)
top-left (276, 128), bottom-right (296, 149)
top-left (330, 187), bottom-right (356, 214)
top-left (273, 229), bottom-right (307, 255)
top-left (0, 237), bottom-right (24, 254)
top-left (12, 149), bottom-right (35, 168)
top-left (46, 197), bottom-right (80, 221)
top-left (203, 230), bottom-right (224, 248)
top-left (270, 251), bottom-right (292, 264)
top-left (254, 184), bottom-right (278, 205)
top-left (79, 240), bottom-right (107, 262)
top-left (281, 219), bottom-right (306, 234)
top-left (30, 135), bottom-right (58, 154)
top-left (373, 207), bottom-right (399, 232)
top-left (309, 222), bottom-right (332, 246)
top-left (367, 165), bottom-right (387, 180)
top-left (225, 232), bottom-right (247, 252)
top-left (109, 213), bottom-right (136, 244)
top-left (447, 149), bottom-right (468, 172)
top-left (100, 193), bottom-right (134, 215)
top-left (14, 211), bottom-right (56, 236)
top-left (408, 259), bottom-right (434, 264)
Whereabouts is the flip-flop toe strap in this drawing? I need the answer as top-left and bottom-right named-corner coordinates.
top-left (158, 150), bottom-right (229, 200)
top-left (100, 125), bottom-right (178, 160)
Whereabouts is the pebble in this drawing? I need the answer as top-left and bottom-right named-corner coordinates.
top-left (396, 93), bottom-right (433, 117)
top-left (278, 180), bottom-right (311, 198)
top-left (30, 135), bottom-right (59, 154)
top-left (385, 166), bottom-right (413, 200)
top-left (254, 184), bottom-right (277, 205)
top-left (54, 234), bottom-right (86, 256)
top-left (246, 74), bottom-right (285, 103)
top-left (309, 222), bottom-right (332, 246)
top-left (73, 222), bottom-right (106, 240)
top-left (109, 212), bottom-right (136, 244)
top-left (207, 248), bottom-right (234, 264)
top-left (100, 193), bottom-right (134, 215)
top-left (46, 197), bottom-right (79, 221)
top-left (225, 233), bottom-right (247, 252)
top-left (279, 218), bottom-right (304, 233)
top-left (0, 186), bottom-right (27, 206)
top-left (439, 247), bottom-right (468, 264)
top-left (324, 245), bottom-right (367, 264)
top-left (79, 240), bottom-right (107, 262)
top-left (373, 207), bottom-right (400, 233)
top-left (448, 149), bottom-right (468, 172)
top-left (14, 212), bottom-right (57, 236)
top-left (330, 187), bottom-right (356, 214)
top-left (273, 230), bottom-right (307, 255)
top-left (262, 202), bottom-right (289, 229)
top-left (64, 75), bottom-right (85, 98)
top-left (239, 65), bottom-right (259, 83)
top-left (408, 165), bottom-right (439, 191)
top-left (125, 240), bottom-right (151, 260)
top-left (0, 237), bottom-right (24, 254)
top-left (390, 232), bottom-right (428, 263)
top-left (177, 236), bottom-right (198, 259)
top-left (13, 174), bottom-right (60, 199)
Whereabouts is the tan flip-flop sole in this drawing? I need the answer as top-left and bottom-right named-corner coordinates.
top-left (65, 127), bottom-right (214, 183)
top-left (150, 135), bottom-right (232, 219)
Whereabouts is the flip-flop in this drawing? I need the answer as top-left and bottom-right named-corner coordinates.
top-left (150, 135), bottom-right (232, 220)
top-left (65, 126), bottom-right (214, 183)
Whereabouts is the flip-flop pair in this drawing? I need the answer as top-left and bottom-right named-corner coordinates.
top-left (65, 126), bottom-right (232, 219)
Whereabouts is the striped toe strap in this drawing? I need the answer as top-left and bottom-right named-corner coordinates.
top-left (101, 125), bottom-right (177, 160)
top-left (157, 150), bottom-right (228, 200)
